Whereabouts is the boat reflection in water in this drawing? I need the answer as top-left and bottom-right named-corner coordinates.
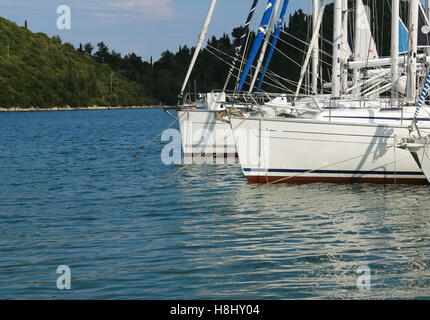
top-left (174, 164), bottom-right (430, 299)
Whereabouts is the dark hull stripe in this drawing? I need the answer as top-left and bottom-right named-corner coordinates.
top-left (246, 175), bottom-right (427, 185)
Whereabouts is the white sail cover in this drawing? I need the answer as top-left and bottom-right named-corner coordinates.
top-left (340, 27), bottom-right (352, 61)
top-left (354, 0), bottom-right (378, 60)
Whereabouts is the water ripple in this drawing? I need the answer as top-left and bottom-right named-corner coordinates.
top-left (1, 109), bottom-right (430, 299)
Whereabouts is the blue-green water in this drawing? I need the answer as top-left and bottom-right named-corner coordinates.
top-left (1, 109), bottom-right (430, 299)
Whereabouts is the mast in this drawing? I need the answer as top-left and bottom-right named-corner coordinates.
top-left (407, 0), bottom-right (419, 103)
top-left (353, 0), bottom-right (363, 97)
top-left (237, 0), bottom-right (277, 93)
top-left (340, 0), bottom-right (348, 93)
top-left (248, 0), bottom-right (281, 93)
top-left (427, 0), bottom-right (430, 17)
top-left (332, 0), bottom-right (342, 98)
top-left (312, 0), bottom-right (319, 95)
top-left (223, 0), bottom-right (260, 92)
top-left (391, 0), bottom-right (400, 102)
top-left (294, 0), bottom-right (327, 99)
top-left (180, 0), bottom-right (217, 98)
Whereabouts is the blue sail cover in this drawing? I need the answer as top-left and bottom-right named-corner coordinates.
top-left (256, 0), bottom-right (290, 92)
top-left (415, 71), bottom-right (430, 118)
top-left (399, 19), bottom-right (408, 53)
top-left (237, 0), bottom-right (276, 93)
top-left (398, 3), bottom-right (430, 53)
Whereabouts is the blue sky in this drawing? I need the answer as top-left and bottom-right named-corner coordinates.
top-left (0, 0), bottom-right (310, 61)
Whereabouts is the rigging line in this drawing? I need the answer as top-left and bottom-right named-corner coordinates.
top-left (206, 43), bottom-right (247, 63)
top-left (282, 29), bottom-right (352, 58)
top-left (234, 27), bottom-right (253, 90)
top-left (236, 14), bottom-right (262, 91)
top-left (275, 32), bottom-right (335, 69)
top-left (278, 33), bottom-right (352, 82)
top-left (224, 0), bottom-right (260, 91)
top-left (163, 114), bottom-right (250, 184)
top-left (133, 112), bottom-right (184, 159)
top-left (205, 37), bottom-right (325, 93)
top-left (204, 45), bottom-right (296, 92)
top-left (265, 68), bottom-right (318, 91)
top-left (259, 69), bottom-right (292, 91)
top-left (263, 72), bottom-right (295, 93)
top-left (207, 29), bottom-right (333, 91)
top-left (204, 47), bottom-right (291, 93)
top-left (279, 31), bottom-right (332, 63)
top-left (261, 145), bottom-right (394, 185)
top-left (265, 71), bottom-right (299, 92)
top-left (206, 50), bottom-right (297, 97)
top-left (204, 46), bottom-right (288, 91)
top-left (265, 39), bottom-right (330, 86)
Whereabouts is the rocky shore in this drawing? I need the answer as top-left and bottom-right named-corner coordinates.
top-left (0, 105), bottom-right (158, 112)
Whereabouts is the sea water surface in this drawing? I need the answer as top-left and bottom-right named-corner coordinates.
top-left (1, 109), bottom-right (430, 299)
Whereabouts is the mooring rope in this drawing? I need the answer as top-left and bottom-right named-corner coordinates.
top-left (163, 115), bottom-right (248, 183)
top-left (133, 112), bottom-right (185, 159)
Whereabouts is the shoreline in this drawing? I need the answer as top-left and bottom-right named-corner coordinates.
top-left (0, 105), bottom-right (159, 112)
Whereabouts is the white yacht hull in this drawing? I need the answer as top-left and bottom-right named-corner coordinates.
top-left (178, 109), bottom-right (237, 160)
top-left (230, 108), bottom-right (430, 184)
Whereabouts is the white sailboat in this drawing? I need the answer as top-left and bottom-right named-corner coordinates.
top-left (176, 0), bottom-right (295, 162)
top-left (229, 0), bottom-right (430, 184)
top-left (176, 0), bottom-right (265, 161)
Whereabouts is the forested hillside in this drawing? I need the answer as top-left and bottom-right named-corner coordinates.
top-left (0, 0), bottom-right (406, 108)
top-left (0, 17), bottom-right (154, 108)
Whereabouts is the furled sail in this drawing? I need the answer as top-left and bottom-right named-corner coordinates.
top-left (256, 0), bottom-right (290, 92)
top-left (341, 30), bottom-right (353, 61)
top-left (237, 0), bottom-right (277, 93)
top-left (354, 0), bottom-right (378, 60)
top-left (418, 3), bottom-right (430, 47)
